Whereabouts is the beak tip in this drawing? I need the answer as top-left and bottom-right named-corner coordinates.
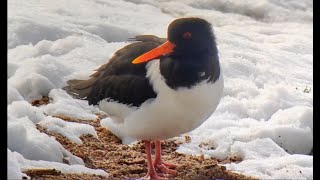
top-left (131, 59), bottom-right (139, 64)
top-left (131, 41), bottom-right (175, 65)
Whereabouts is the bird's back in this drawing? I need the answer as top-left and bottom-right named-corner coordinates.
top-left (63, 35), bottom-right (166, 106)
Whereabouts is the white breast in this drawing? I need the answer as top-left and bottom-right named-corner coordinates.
top-left (99, 60), bottom-right (224, 140)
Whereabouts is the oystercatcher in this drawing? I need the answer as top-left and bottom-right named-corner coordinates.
top-left (64, 17), bottom-right (223, 179)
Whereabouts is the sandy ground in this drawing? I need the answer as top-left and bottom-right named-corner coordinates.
top-left (25, 97), bottom-right (257, 180)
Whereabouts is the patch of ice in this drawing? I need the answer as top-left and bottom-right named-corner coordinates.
top-left (8, 62), bottom-right (19, 78)
top-left (8, 115), bottom-right (83, 164)
top-left (8, 18), bottom-right (72, 49)
top-left (252, 125), bottom-right (313, 154)
top-left (187, 0), bottom-right (313, 23)
top-left (9, 72), bottom-right (55, 101)
top-left (226, 154), bottom-right (313, 179)
top-left (230, 138), bottom-right (288, 160)
top-left (8, 100), bottom-right (45, 124)
top-left (39, 116), bottom-right (98, 144)
top-left (8, 149), bottom-right (22, 180)
top-left (177, 105), bottom-right (313, 158)
top-left (10, 150), bottom-right (108, 177)
top-left (42, 89), bottom-right (100, 120)
top-left (269, 106), bottom-right (313, 133)
top-left (8, 85), bottom-right (24, 104)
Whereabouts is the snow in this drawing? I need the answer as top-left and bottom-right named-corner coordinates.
top-left (7, 85), bottom-right (24, 104)
top-left (8, 114), bottom-right (84, 164)
top-left (39, 116), bottom-right (98, 144)
top-left (228, 140), bottom-right (313, 179)
top-left (8, 0), bottom-right (312, 179)
top-left (8, 101), bottom-right (45, 124)
top-left (41, 89), bottom-right (101, 120)
top-left (8, 149), bottom-right (22, 180)
top-left (8, 149), bottom-right (108, 179)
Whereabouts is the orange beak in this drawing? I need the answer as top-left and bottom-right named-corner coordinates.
top-left (132, 41), bottom-right (176, 64)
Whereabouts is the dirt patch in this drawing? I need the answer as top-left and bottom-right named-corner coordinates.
top-left (31, 96), bottom-right (52, 107)
top-left (23, 173), bottom-right (106, 180)
top-left (28, 115), bottom-right (257, 180)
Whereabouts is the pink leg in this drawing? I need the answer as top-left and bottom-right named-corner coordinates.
top-left (153, 140), bottom-right (177, 177)
top-left (143, 140), bottom-right (166, 180)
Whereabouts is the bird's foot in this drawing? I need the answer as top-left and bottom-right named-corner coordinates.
top-left (156, 161), bottom-right (177, 169)
top-left (154, 161), bottom-right (177, 177)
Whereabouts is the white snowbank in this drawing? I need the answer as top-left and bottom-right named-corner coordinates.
top-left (42, 89), bottom-right (100, 120)
top-left (39, 116), bottom-right (98, 144)
top-left (8, 149), bottom-right (108, 178)
top-left (7, 84), bottom-right (23, 104)
top-left (227, 139), bottom-right (313, 179)
top-left (8, 149), bottom-right (22, 180)
top-left (269, 106), bottom-right (313, 133)
top-left (177, 105), bottom-right (313, 157)
top-left (8, 100), bottom-right (45, 124)
top-left (8, 114), bottom-right (84, 164)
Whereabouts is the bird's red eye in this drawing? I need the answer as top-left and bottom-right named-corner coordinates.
top-left (182, 32), bottom-right (192, 39)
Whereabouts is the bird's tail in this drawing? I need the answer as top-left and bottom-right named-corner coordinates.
top-left (63, 78), bottom-right (96, 99)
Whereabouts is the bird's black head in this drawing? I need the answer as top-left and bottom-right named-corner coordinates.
top-left (167, 17), bottom-right (217, 55)
top-left (132, 17), bottom-right (218, 64)
top-left (131, 17), bottom-right (220, 89)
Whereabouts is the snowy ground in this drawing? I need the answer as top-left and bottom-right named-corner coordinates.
top-left (8, 0), bottom-right (313, 179)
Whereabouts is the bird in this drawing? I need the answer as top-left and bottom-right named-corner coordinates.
top-left (63, 17), bottom-right (223, 179)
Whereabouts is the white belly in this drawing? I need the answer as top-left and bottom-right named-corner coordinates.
top-left (99, 60), bottom-right (224, 140)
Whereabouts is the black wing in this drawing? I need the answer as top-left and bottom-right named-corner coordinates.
top-left (63, 35), bottom-right (165, 107)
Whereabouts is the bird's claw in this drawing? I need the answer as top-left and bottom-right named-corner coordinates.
top-left (154, 162), bottom-right (177, 177)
